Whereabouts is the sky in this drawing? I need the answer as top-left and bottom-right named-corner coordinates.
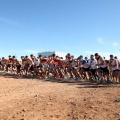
top-left (0, 0), bottom-right (120, 60)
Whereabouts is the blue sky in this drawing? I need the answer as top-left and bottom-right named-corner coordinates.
top-left (0, 0), bottom-right (120, 59)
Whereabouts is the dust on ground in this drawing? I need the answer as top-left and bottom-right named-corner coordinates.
top-left (0, 73), bottom-right (120, 120)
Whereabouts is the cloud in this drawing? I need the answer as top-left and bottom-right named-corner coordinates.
top-left (112, 42), bottom-right (119, 47)
top-left (97, 37), bottom-right (119, 48)
top-left (0, 17), bottom-right (18, 26)
top-left (97, 38), bottom-right (104, 44)
top-left (11, 50), bottom-right (22, 54)
top-left (85, 51), bottom-right (94, 54)
top-left (25, 50), bottom-right (39, 53)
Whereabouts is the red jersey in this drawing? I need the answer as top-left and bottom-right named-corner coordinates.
top-left (54, 58), bottom-right (63, 66)
top-left (40, 58), bottom-right (48, 64)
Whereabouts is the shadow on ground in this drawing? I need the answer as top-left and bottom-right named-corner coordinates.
top-left (0, 71), bottom-right (120, 88)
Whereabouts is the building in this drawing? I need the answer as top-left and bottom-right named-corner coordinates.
top-left (38, 51), bottom-right (67, 59)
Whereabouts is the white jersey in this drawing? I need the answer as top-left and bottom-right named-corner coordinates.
top-left (110, 59), bottom-right (118, 71)
top-left (97, 56), bottom-right (106, 68)
top-left (63, 59), bottom-right (69, 66)
top-left (118, 60), bottom-right (120, 70)
top-left (34, 58), bottom-right (40, 66)
top-left (82, 59), bottom-right (90, 68)
top-left (71, 60), bottom-right (77, 67)
top-left (89, 59), bottom-right (97, 69)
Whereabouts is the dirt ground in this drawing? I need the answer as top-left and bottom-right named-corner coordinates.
top-left (0, 73), bottom-right (120, 120)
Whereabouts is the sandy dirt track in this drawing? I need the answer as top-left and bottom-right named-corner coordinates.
top-left (0, 74), bottom-right (120, 120)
